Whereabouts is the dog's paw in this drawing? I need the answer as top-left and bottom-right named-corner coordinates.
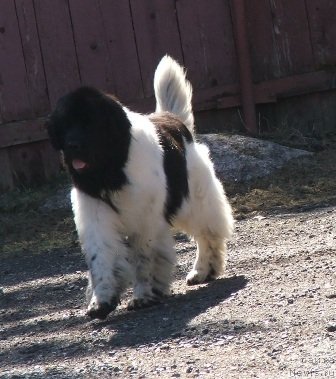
top-left (127, 296), bottom-right (162, 311)
top-left (86, 297), bottom-right (119, 320)
top-left (186, 269), bottom-right (216, 285)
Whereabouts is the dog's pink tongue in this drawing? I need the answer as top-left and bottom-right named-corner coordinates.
top-left (72, 159), bottom-right (87, 170)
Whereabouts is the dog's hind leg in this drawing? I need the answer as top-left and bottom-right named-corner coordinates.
top-left (184, 191), bottom-right (233, 285)
top-left (180, 143), bottom-right (234, 285)
top-left (185, 191), bottom-right (233, 285)
top-left (186, 234), bottom-right (228, 285)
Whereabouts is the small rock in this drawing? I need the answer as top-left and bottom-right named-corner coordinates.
top-left (160, 344), bottom-right (170, 351)
top-left (326, 323), bottom-right (336, 333)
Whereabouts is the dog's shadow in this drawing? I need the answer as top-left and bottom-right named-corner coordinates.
top-left (92, 275), bottom-right (248, 348)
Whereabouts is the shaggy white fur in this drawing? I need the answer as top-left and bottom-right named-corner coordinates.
top-left (70, 56), bottom-right (234, 319)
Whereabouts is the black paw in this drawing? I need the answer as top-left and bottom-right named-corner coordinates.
top-left (87, 297), bottom-right (119, 320)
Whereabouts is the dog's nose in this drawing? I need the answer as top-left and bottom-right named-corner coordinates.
top-left (66, 140), bottom-right (81, 151)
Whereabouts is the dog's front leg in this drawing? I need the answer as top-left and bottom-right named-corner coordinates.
top-left (84, 237), bottom-right (130, 320)
top-left (127, 247), bottom-right (154, 310)
top-left (71, 189), bottom-right (130, 320)
top-left (127, 236), bottom-right (159, 310)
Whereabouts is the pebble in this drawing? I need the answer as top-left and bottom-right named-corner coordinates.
top-left (326, 323), bottom-right (336, 333)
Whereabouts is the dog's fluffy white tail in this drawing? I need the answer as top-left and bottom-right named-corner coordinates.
top-left (154, 55), bottom-right (194, 132)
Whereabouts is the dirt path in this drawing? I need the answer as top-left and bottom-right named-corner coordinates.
top-left (1, 205), bottom-right (335, 378)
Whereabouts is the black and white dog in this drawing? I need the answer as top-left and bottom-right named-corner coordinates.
top-left (47, 56), bottom-right (234, 320)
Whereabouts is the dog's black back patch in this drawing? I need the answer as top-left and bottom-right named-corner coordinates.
top-left (149, 112), bottom-right (193, 223)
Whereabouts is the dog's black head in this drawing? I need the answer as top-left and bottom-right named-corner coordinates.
top-left (47, 87), bottom-right (131, 197)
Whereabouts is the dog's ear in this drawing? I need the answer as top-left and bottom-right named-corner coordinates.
top-left (45, 116), bottom-right (63, 151)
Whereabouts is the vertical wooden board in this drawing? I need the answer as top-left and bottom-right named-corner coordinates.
top-left (268, 0), bottom-right (315, 77)
top-left (15, 0), bottom-right (50, 117)
top-left (99, 0), bottom-right (143, 101)
top-left (247, 0), bottom-right (315, 80)
top-left (177, 0), bottom-right (238, 89)
top-left (68, 0), bottom-right (114, 92)
top-left (274, 94), bottom-right (324, 136)
top-left (0, 0), bottom-right (32, 122)
top-left (0, 149), bottom-right (14, 191)
top-left (130, 0), bottom-right (183, 97)
top-left (256, 94), bottom-right (326, 137)
top-left (195, 108), bottom-right (242, 133)
top-left (318, 91), bottom-right (336, 135)
top-left (7, 143), bottom-right (45, 187)
top-left (39, 140), bottom-right (62, 179)
top-left (306, 0), bottom-right (336, 67)
top-left (34, 0), bottom-right (80, 108)
top-left (246, 0), bottom-right (277, 82)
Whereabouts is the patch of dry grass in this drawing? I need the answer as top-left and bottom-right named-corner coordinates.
top-left (1, 139), bottom-right (335, 256)
top-left (231, 144), bottom-right (336, 218)
top-left (0, 175), bottom-right (76, 257)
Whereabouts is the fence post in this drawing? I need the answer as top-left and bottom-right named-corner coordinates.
top-left (231, 0), bottom-right (258, 134)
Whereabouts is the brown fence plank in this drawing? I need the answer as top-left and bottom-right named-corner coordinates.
top-left (129, 70), bottom-right (336, 113)
top-left (69, 0), bottom-right (114, 92)
top-left (0, 0), bottom-right (32, 122)
top-left (15, 0), bottom-right (50, 117)
top-left (0, 118), bottom-right (47, 149)
top-left (245, 0), bottom-right (275, 82)
top-left (7, 142), bottom-right (45, 187)
top-left (268, 0), bottom-right (315, 77)
top-left (255, 70), bottom-right (336, 99)
top-left (130, 0), bottom-right (183, 97)
top-left (0, 149), bottom-right (14, 191)
top-left (177, 0), bottom-right (238, 89)
top-left (69, 0), bottom-right (143, 102)
top-left (99, 0), bottom-right (143, 101)
top-left (34, 0), bottom-right (80, 108)
top-left (306, 0), bottom-right (336, 67)
top-left (37, 140), bottom-right (61, 180)
top-left (247, 0), bottom-right (315, 81)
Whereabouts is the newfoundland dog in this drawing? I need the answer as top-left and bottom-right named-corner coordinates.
top-left (47, 56), bottom-right (234, 320)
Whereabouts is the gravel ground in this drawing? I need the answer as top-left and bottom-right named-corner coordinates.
top-left (1, 205), bottom-right (335, 378)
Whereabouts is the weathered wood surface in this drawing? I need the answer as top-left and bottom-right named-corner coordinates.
top-left (34, 0), bottom-right (81, 108)
top-left (130, 0), bottom-right (184, 97)
top-left (306, 0), bottom-right (336, 66)
top-left (0, 0), bottom-right (32, 122)
top-left (15, 0), bottom-right (50, 117)
top-left (0, 0), bottom-right (335, 190)
top-left (177, 0), bottom-right (238, 89)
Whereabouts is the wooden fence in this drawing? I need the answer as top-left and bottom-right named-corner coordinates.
top-left (0, 0), bottom-right (335, 190)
